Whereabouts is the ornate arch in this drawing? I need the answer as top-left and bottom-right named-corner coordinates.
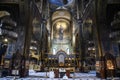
top-left (56, 50), bottom-right (67, 58)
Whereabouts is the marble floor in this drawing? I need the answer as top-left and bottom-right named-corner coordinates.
top-left (0, 70), bottom-right (120, 80)
top-left (0, 77), bottom-right (120, 80)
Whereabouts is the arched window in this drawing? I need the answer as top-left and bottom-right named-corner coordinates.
top-left (53, 48), bottom-right (56, 55)
top-left (67, 48), bottom-right (70, 55)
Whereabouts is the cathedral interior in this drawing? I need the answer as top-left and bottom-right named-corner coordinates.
top-left (0, 0), bottom-right (120, 79)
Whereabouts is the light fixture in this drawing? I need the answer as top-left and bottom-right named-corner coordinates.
top-left (88, 47), bottom-right (95, 50)
top-left (92, 47), bottom-right (95, 50)
top-left (30, 46), bottom-right (37, 50)
top-left (4, 38), bottom-right (8, 42)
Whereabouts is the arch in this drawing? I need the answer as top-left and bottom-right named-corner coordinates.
top-left (52, 10), bottom-right (71, 21)
top-left (56, 50), bottom-right (67, 58)
top-left (56, 50), bottom-right (67, 66)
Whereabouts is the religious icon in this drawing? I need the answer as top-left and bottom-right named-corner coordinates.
top-left (107, 60), bottom-right (114, 69)
top-left (59, 25), bottom-right (64, 40)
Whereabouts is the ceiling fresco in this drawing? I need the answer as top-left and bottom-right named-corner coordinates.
top-left (48, 0), bottom-right (74, 7)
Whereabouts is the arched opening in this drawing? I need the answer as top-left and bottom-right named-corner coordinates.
top-left (56, 50), bottom-right (67, 66)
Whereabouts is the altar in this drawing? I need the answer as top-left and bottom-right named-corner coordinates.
top-left (48, 67), bottom-right (74, 78)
